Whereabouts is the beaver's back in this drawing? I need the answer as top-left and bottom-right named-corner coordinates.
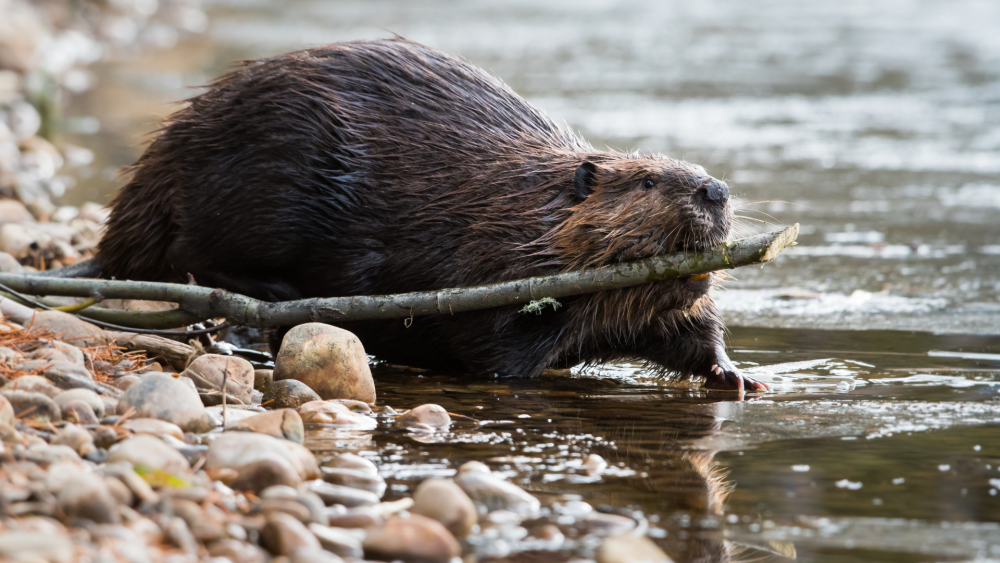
top-left (98, 38), bottom-right (590, 300)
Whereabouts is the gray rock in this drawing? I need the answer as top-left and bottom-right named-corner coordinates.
top-left (263, 379), bottom-right (322, 409)
top-left (273, 323), bottom-right (375, 403)
top-left (260, 511), bottom-right (321, 556)
top-left (107, 435), bottom-right (192, 476)
top-left (181, 353), bottom-right (255, 406)
top-left (2, 390), bottom-right (61, 422)
top-left (412, 479), bottom-right (477, 538)
top-left (53, 388), bottom-right (105, 417)
top-left (102, 462), bottom-right (160, 505)
top-left (226, 408), bottom-right (304, 443)
top-left (25, 443), bottom-right (79, 464)
top-left (596, 534), bottom-right (674, 563)
top-left (291, 547), bottom-right (346, 563)
top-left (121, 418), bottom-right (185, 441)
top-left (60, 400), bottom-right (99, 424)
top-left (117, 373), bottom-right (217, 433)
top-left (0, 532), bottom-right (74, 563)
top-left (305, 480), bottom-right (380, 508)
top-left (30, 340), bottom-right (85, 365)
top-left (363, 514), bottom-right (461, 563)
top-left (321, 467), bottom-right (386, 497)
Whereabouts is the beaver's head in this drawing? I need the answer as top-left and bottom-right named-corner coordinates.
top-left (555, 156), bottom-right (733, 273)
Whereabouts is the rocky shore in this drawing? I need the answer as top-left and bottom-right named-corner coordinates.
top-left (0, 307), bottom-right (673, 562)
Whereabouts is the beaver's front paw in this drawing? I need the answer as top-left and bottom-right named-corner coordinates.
top-left (702, 350), bottom-right (768, 392)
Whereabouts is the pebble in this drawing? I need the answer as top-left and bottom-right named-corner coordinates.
top-left (396, 403), bottom-right (451, 430)
top-left (321, 467), bottom-right (386, 497)
top-left (29, 340), bottom-right (84, 364)
top-left (27, 311), bottom-right (110, 347)
top-left (363, 514), bottom-right (461, 563)
top-left (229, 458), bottom-right (303, 493)
top-left (53, 388), bottom-right (105, 417)
top-left (307, 523), bottom-right (364, 559)
top-left (326, 510), bottom-right (383, 529)
top-left (412, 478), bottom-right (478, 538)
top-left (0, 532), bottom-right (75, 563)
top-left (121, 417), bottom-right (185, 441)
top-left (291, 547), bottom-right (346, 563)
top-left (55, 472), bottom-right (120, 524)
top-left (2, 390), bottom-right (61, 422)
top-left (454, 461), bottom-right (541, 515)
top-left (584, 512), bottom-right (638, 536)
top-left (102, 461), bottom-right (160, 504)
top-left (207, 538), bottom-right (267, 563)
top-left (263, 379), bottom-right (321, 409)
top-left (52, 422), bottom-right (95, 456)
top-left (323, 452), bottom-right (378, 475)
top-left (596, 534), bottom-right (674, 563)
top-left (305, 480), bottom-right (380, 508)
top-left (260, 511), bottom-right (322, 556)
top-left (0, 393), bottom-right (13, 425)
top-left (298, 400), bottom-right (377, 429)
top-left (107, 435), bottom-right (192, 476)
top-left (181, 353), bottom-right (255, 406)
top-left (116, 373), bottom-right (217, 433)
top-left (226, 408), bottom-right (304, 443)
top-left (3, 375), bottom-right (61, 397)
top-left (60, 401), bottom-right (99, 425)
top-left (205, 431), bottom-right (319, 483)
top-left (273, 323), bottom-right (376, 403)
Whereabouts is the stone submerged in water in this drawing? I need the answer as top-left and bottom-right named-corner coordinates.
top-left (181, 353), bottom-right (255, 406)
top-left (116, 373), bottom-right (217, 433)
top-left (263, 379), bottom-right (321, 409)
top-left (273, 323), bottom-right (376, 404)
top-left (454, 461), bottom-right (540, 515)
top-left (395, 404), bottom-right (451, 431)
top-left (298, 400), bottom-right (377, 430)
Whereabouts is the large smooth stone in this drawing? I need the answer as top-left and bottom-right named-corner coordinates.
top-left (205, 432), bottom-right (319, 482)
top-left (304, 480), bottom-right (380, 508)
top-left (229, 458), bottom-right (303, 493)
top-left (117, 373), bottom-right (216, 433)
top-left (412, 479), bottom-right (477, 538)
top-left (181, 354), bottom-right (255, 406)
top-left (321, 468), bottom-right (386, 498)
top-left (263, 380), bottom-right (321, 409)
top-left (226, 409), bottom-right (304, 443)
top-left (298, 400), bottom-right (377, 430)
top-left (273, 323), bottom-right (375, 403)
top-left (107, 435), bottom-right (192, 476)
top-left (27, 311), bottom-right (109, 348)
top-left (362, 514), bottom-right (461, 563)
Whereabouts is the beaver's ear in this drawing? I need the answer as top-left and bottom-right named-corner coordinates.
top-left (574, 161), bottom-right (598, 200)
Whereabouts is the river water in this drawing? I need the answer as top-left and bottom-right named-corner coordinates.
top-left (62, 1), bottom-right (1000, 561)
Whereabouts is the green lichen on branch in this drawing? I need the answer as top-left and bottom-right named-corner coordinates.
top-left (520, 297), bottom-right (562, 315)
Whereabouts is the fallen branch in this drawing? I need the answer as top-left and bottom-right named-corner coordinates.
top-left (0, 224), bottom-right (798, 329)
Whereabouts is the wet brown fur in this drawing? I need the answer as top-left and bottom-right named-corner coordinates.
top-left (94, 38), bottom-right (757, 389)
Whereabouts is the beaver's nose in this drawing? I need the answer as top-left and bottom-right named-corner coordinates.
top-left (698, 179), bottom-right (729, 204)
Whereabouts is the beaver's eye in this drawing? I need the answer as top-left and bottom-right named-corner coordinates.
top-left (643, 179), bottom-right (655, 189)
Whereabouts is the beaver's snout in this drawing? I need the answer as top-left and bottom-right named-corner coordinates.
top-left (697, 178), bottom-right (729, 205)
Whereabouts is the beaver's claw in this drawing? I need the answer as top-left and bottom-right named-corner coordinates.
top-left (702, 348), bottom-right (768, 393)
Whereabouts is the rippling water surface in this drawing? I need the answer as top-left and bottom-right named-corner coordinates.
top-left (59, 1), bottom-right (1000, 561)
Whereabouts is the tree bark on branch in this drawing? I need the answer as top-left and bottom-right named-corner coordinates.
top-left (0, 225), bottom-right (798, 329)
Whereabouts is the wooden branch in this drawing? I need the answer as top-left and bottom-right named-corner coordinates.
top-left (0, 225), bottom-right (798, 329)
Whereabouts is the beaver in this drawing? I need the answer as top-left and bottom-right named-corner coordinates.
top-left (89, 38), bottom-right (765, 392)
